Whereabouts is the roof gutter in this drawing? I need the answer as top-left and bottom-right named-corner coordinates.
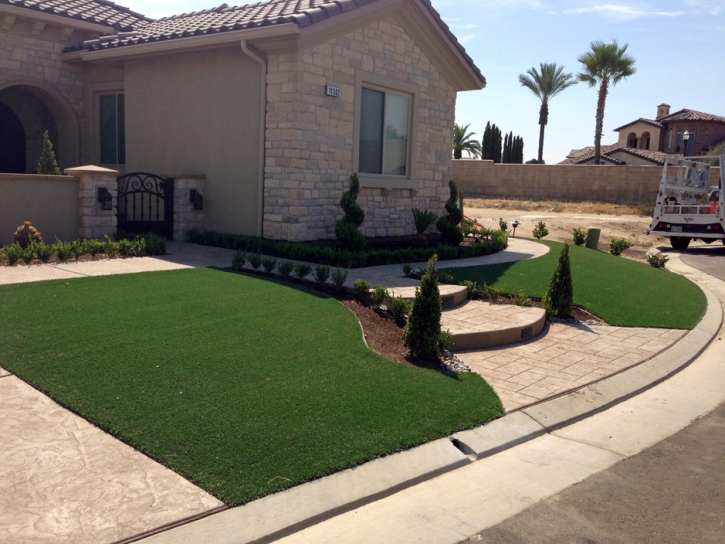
top-left (61, 23), bottom-right (300, 62)
top-left (241, 40), bottom-right (267, 239)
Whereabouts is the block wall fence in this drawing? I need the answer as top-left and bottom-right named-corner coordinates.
top-left (452, 160), bottom-right (722, 203)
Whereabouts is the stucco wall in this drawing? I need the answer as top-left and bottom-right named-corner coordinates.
top-left (123, 47), bottom-right (263, 236)
top-left (263, 17), bottom-right (456, 241)
top-left (616, 121), bottom-right (660, 151)
top-left (0, 173), bottom-right (79, 245)
top-left (452, 160), bottom-right (722, 203)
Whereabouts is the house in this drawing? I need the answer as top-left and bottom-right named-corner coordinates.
top-left (560, 104), bottom-right (725, 166)
top-left (0, 0), bottom-right (485, 242)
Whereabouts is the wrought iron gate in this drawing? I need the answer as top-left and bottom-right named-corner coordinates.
top-left (116, 173), bottom-right (173, 239)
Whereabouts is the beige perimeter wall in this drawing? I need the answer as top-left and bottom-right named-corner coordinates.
top-left (124, 47), bottom-right (263, 236)
top-left (453, 160), bottom-right (722, 203)
top-left (0, 174), bottom-right (79, 245)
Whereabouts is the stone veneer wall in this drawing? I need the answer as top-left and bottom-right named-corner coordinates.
top-left (0, 18), bottom-right (87, 162)
top-left (263, 17), bottom-right (456, 241)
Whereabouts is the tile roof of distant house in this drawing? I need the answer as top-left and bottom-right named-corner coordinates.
top-left (615, 147), bottom-right (676, 165)
top-left (658, 109), bottom-right (725, 124)
top-left (613, 118), bottom-right (663, 131)
top-left (1, 0), bottom-right (151, 30)
top-left (558, 144), bottom-right (626, 165)
top-left (62, 0), bottom-right (485, 84)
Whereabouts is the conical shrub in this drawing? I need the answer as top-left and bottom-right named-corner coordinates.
top-left (37, 130), bottom-right (61, 175)
top-left (542, 242), bottom-right (574, 317)
top-left (335, 173), bottom-right (366, 250)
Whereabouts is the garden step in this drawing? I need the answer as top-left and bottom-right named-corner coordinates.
top-left (442, 299), bottom-right (547, 351)
top-left (384, 284), bottom-right (468, 309)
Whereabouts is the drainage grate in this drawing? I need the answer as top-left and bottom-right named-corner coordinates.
top-left (441, 295), bottom-right (455, 307)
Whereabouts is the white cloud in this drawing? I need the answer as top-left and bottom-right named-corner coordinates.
top-left (449, 24), bottom-right (481, 30)
top-left (685, 0), bottom-right (725, 15)
top-left (457, 33), bottom-right (478, 43)
top-left (563, 4), bottom-right (685, 20)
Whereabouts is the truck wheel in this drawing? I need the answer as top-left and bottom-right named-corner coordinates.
top-left (670, 236), bottom-right (691, 250)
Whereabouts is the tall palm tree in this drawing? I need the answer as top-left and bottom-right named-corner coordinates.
top-left (452, 123), bottom-right (482, 159)
top-left (578, 40), bottom-right (636, 164)
top-left (519, 63), bottom-right (576, 163)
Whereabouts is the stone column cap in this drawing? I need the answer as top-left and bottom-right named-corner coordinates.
top-left (65, 165), bottom-right (119, 175)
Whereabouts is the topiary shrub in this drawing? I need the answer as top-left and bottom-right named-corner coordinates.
top-left (610, 238), bottom-right (633, 256)
top-left (403, 255), bottom-right (450, 360)
top-left (37, 130), bottom-right (62, 175)
top-left (572, 227), bottom-right (587, 246)
top-left (542, 242), bottom-right (574, 318)
top-left (532, 221), bottom-right (549, 239)
top-left (13, 222), bottom-right (43, 249)
top-left (436, 180), bottom-right (464, 245)
top-left (335, 173), bottom-right (366, 251)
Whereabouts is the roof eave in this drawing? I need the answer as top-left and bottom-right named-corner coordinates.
top-left (0, 3), bottom-right (116, 34)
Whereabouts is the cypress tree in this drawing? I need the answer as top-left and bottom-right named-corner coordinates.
top-left (481, 122), bottom-right (492, 160)
top-left (37, 130), bottom-right (61, 175)
top-left (503, 132), bottom-right (510, 163)
top-left (517, 136), bottom-right (525, 163)
top-left (403, 255), bottom-right (449, 360)
top-left (493, 125), bottom-right (502, 163)
top-left (542, 242), bottom-right (574, 317)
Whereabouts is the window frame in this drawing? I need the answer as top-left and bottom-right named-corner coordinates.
top-left (96, 90), bottom-right (126, 166)
top-left (352, 72), bottom-right (419, 190)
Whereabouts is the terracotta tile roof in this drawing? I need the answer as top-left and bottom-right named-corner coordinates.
top-left (658, 109), bottom-right (725, 124)
top-left (558, 144), bottom-right (625, 165)
top-left (0, 0), bottom-right (150, 30)
top-left (60, 0), bottom-right (484, 84)
top-left (615, 147), bottom-right (675, 165)
top-left (613, 117), bottom-right (663, 131)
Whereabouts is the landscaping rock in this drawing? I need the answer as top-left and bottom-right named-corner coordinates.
top-left (440, 350), bottom-right (471, 373)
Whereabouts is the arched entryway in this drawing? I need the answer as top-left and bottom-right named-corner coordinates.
top-left (0, 101), bottom-right (26, 173)
top-left (0, 78), bottom-right (79, 173)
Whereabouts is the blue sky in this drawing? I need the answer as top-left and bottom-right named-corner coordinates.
top-left (126, 0), bottom-right (725, 163)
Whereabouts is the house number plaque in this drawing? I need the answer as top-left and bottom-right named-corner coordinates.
top-left (325, 85), bottom-right (341, 98)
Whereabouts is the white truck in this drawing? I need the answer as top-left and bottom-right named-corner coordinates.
top-left (649, 153), bottom-right (725, 249)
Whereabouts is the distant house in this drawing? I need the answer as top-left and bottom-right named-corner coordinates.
top-left (0, 0), bottom-right (485, 242)
top-left (561, 103), bottom-right (725, 166)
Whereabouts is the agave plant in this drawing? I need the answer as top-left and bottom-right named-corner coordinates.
top-left (411, 208), bottom-right (438, 247)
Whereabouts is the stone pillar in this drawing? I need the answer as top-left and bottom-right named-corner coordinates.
top-left (65, 165), bottom-right (118, 240)
top-left (168, 174), bottom-right (206, 241)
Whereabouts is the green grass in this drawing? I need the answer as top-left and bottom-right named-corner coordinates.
top-left (443, 240), bottom-right (706, 329)
top-left (0, 268), bottom-right (502, 506)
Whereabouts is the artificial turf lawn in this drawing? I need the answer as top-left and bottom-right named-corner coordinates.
top-left (442, 240), bottom-right (706, 329)
top-left (0, 268), bottom-right (503, 506)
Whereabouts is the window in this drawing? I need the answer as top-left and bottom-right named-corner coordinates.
top-left (99, 93), bottom-right (125, 165)
top-left (358, 87), bottom-right (410, 176)
top-left (675, 127), bottom-right (683, 153)
top-left (686, 127), bottom-right (695, 156)
top-left (667, 129), bottom-right (673, 151)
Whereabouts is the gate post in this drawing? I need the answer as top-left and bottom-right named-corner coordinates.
top-left (168, 174), bottom-right (206, 241)
top-left (65, 165), bottom-right (118, 240)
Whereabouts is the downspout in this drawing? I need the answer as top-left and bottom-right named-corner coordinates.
top-left (241, 40), bottom-right (267, 238)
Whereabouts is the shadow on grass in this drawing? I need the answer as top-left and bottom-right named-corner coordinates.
top-left (210, 266), bottom-right (331, 300)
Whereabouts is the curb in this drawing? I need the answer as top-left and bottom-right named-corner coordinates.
top-left (136, 273), bottom-right (722, 544)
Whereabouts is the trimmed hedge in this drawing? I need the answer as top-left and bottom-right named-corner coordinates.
top-left (187, 228), bottom-right (508, 269)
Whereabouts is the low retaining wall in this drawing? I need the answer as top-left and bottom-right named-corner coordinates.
top-left (0, 173), bottom-right (79, 246)
top-left (452, 160), bottom-right (722, 203)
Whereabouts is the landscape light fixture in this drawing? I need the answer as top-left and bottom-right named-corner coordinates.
top-left (682, 130), bottom-right (690, 157)
top-left (511, 220), bottom-right (520, 237)
top-left (97, 187), bottom-right (113, 211)
top-left (190, 189), bottom-right (204, 211)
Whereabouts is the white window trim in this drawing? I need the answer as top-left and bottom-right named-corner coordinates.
top-left (353, 71), bottom-right (419, 190)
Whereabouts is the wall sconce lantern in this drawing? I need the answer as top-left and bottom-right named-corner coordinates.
top-left (190, 189), bottom-right (204, 211)
top-left (97, 187), bottom-right (113, 211)
top-left (682, 130), bottom-right (690, 157)
top-left (511, 220), bottom-right (520, 237)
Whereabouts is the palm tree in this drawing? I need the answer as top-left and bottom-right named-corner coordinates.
top-left (577, 40), bottom-right (636, 164)
top-left (452, 123), bottom-right (482, 159)
top-left (519, 63), bottom-right (576, 163)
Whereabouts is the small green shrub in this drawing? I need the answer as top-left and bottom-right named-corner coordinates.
top-left (370, 284), bottom-right (389, 309)
top-left (402, 263), bottom-right (413, 277)
top-left (21, 244), bottom-right (35, 264)
top-left (542, 242), bottom-right (574, 318)
top-left (232, 251), bottom-right (246, 270)
top-left (460, 218), bottom-right (477, 237)
top-left (353, 279), bottom-right (371, 302)
top-left (36, 130), bottom-right (61, 175)
top-left (314, 264), bottom-right (330, 286)
top-left (499, 218), bottom-right (508, 231)
top-left (572, 227), bottom-right (587, 246)
top-left (483, 283), bottom-right (502, 303)
top-left (262, 257), bottom-right (278, 274)
top-left (610, 238), bottom-right (633, 256)
top-left (390, 296), bottom-right (412, 322)
top-left (35, 242), bottom-right (54, 263)
top-left (54, 239), bottom-right (73, 262)
top-left (402, 256), bottom-right (449, 360)
top-left (411, 208), bottom-right (438, 234)
top-left (103, 236), bottom-right (120, 259)
top-left (5, 243), bottom-right (22, 265)
top-left (438, 271), bottom-right (456, 284)
top-left (117, 239), bottom-right (134, 257)
top-left (647, 254), bottom-right (669, 269)
top-left (248, 253), bottom-right (263, 270)
top-left (462, 279), bottom-right (479, 299)
top-left (436, 245), bottom-right (458, 261)
top-left (331, 267), bottom-right (349, 291)
top-left (87, 240), bottom-right (104, 257)
top-left (141, 232), bottom-right (167, 255)
top-left (294, 262), bottom-right (311, 280)
top-left (532, 221), bottom-right (549, 239)
top-left (513, 289), bottom-right (533, 307)
top-left (277, 261), bottom-right (294, 279)
top-left (335, 173), bottom-right (366, 251)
